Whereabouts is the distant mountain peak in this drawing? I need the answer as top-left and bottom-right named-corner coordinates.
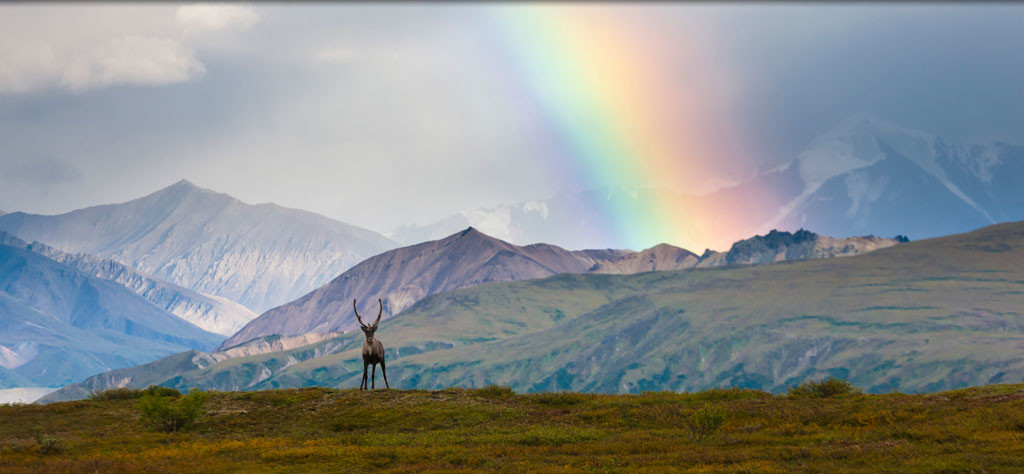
top-left (824, 113), bottom-right (931, 141)
top-left (158, 178), bottom-right (220, 197)
top-left (792, 114), bottom-right (945, 194)
top-left (0, 181), bottom-right (398, 313)
top-left (834, 111), bottom-right (889, 130)
top-left (448, 226), bottom-right (503, 245)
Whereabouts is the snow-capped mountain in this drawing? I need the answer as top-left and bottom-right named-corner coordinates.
top-left (0, 180), bottom-right (399, 312)
top-left (0, 231), bottom-right (256, 335)
top-left (759, 114), bottom-right (1024, 239)
top-left (395, 115), bottom-right (1024, 250)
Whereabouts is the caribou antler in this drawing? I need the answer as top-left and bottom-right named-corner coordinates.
top-left (373, 298), bottom-right (383, 327)
top-left (353, 298), bottom-right (367, 328)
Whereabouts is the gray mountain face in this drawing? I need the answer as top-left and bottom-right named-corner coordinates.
top-left (393, 116), bottom-right (1024, 251)
top-left (0, 244), bottom-right (223, 388)
top-left (222, 227), bottom-right (896, 350)
top-left (0, 180), bottom-right (398, 313)
top-left (0, 231), bottom-right (255, 335)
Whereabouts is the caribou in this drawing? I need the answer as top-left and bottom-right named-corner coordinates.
top-left (353, 298), bottom-right (389, 390)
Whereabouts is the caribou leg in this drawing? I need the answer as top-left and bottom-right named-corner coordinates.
top-left (380, 359), bottom-right (389, 389)
top-left (361, 361), bottom-right (369, 390)
top-left (371, 364), bottom-right (377, 390)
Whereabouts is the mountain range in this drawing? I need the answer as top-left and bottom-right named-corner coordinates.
top-left (0, 243), bottom-right (223, 388)
top-left (222, 227), bottom-right (896, 350)
top-left (222, 228), bottom-right (633, 349)
top-left (0, 231), bottom-right (255, 335)
top-left (0, 178), bottom-right (889, 395)
top-left (0, 180), bottom-right (398, 313)
top-left (41, 219), bottom-right (1024, 402)
top-left (392, 115), bottom-right (1024, 251)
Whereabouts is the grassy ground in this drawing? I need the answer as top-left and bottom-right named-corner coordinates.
top-left (4, 384), bottom-right (1024, 472)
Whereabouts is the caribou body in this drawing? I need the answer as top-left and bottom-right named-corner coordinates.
top-left (353, 298), bottom-right (389, 390)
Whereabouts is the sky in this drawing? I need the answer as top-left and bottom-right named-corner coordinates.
top-left (1, 3), bottom-right (1023, 239)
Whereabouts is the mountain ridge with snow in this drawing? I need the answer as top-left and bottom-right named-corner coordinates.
top-left (0, 179), bottom-right (399, 313)
top-left (0, 231), bottom-right (256, 335)
top-left (393, 116), bottom-right (1024, 252)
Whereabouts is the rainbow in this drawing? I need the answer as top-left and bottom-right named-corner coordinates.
top-left (486, 5), bottom-right (779, 251)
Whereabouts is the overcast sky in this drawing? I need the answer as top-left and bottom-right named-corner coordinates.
top-left (1, 3), bottom-right (1022, 233)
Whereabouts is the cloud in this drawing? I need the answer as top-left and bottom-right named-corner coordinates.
top-left (176, 4), bottom-right (260, 33)
top-left (313, 47), bottom-right (360, 63)
top-left (0, 40), bottom-right (57, 93)
top-left (0, 4), bottom-right (258, 94)
top-left (2, 157), bottom-right (83, 186)
top-left (61, 36), bottom-right (205, 92)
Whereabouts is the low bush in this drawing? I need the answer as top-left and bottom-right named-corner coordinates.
top-left (89, 388), bottom-right (143, 401)
top-left (686, 404), bottom-right (726, 442)
top-left (787, 377), bottom-right (857, 398)
top-left (139, 389), bottom-right (208, 432)
top-left (144, 385), bottom-right (181, 397)
top-left (33, 427), bottom-right (66, 454)
top-left (90, 385), bottom-right (180, 401)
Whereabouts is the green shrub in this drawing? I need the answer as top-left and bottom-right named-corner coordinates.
top-left (33, 427), bottom-right (66, 454)
top-left (686, 404), bottom-right (726, 442)
top-left (144, 385), bottom-right (181, 397)
top-left (471, 385), bottom-right (516, 399)
top-left (139, 389), bottom-right (208, 432)
top-left (90, 385), bottom-right (181, 401)
top-left (788, 377), bottom-right (857, 398)
top-left (90, 387), bottom-right (143, 401)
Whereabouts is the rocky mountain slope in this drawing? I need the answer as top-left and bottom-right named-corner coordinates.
top-left (224, 227), bottom-right (896, 349)
top-left (591, 229), bottom-right (898, 273)
top-left (586, 244), bottom-right (700, 274)
top-left (393, 116), bottom-right (1024, 251)
top-left (221, 227), bottom-right (633, 348)
top-left (0, 180), bottom-right (398, 312)
top-left (0, 244), bottom-right (223, 388)
top-left (694, 229), bottom-right (898, 267)
top-left (0, 231), bottom-right (255, 335)
top-left (42, 220), bottom-right (943, 400)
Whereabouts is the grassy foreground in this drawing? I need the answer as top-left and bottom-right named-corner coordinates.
top-left (4, 384), bottom-right (1024, 472)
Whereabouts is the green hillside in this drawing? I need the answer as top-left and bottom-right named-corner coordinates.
top-left (7, 385), bottom-right (1024, 472)
top-left (45, 221), bottom-right (1024, 401)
